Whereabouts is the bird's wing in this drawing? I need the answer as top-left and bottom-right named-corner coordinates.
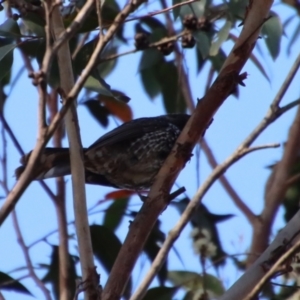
top-left (88, 117), bottom-right (170, 149)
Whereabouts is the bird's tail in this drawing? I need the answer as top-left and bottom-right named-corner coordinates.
top-left (15, 148), bottom-right (72, 180)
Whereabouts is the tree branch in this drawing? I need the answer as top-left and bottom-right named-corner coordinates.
top-left (247, 49), bottom-right (300, 266)
top-left (12, 210), bottom-right (52, 300)
top-left (0, 0), bottom-right (145, 226)
top-left (130, 144), bottom-right (279, 300)
top-left (245, 238), bottom-right (300, 300)
top-left (102, 1), bottom-right (273, 299)
top-left (200, 139), bottom-right (256, 224)
top-left (159, 0), bottom-right (256, 224)
top-left (50, 4), bottom-right (99, 299)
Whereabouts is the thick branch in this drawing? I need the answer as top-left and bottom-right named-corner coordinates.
top-left (102, 1), bottom-right (273, 299)
top-left (159, 0), bottom-right (255, 224)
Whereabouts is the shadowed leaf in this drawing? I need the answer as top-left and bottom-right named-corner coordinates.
top-left (155, 62), bottom-right (186, 113)
top-left (0, 272), bottom-right (32, 295)
top-left (0, 43), bottom-right (15, 82)
top-left (168, 271), bottom-right (224, 296)
top-left (103, 197), bottom-right (130, 231)
top-left (262, 13), bottom-right (283, 60)
top-left (0, 19), bottom-right (21, 38)
top-left (193, 31), bottom-right (211, 59)
top-left (142, 286), bottom-right (178, 300)
top-left (210, 20), bottom-right (232, 56)
top-left (90, 225), bottom-right (132, 296)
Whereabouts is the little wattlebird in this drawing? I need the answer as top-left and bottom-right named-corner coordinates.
top-left (15, 114), bottom-right (190, 190)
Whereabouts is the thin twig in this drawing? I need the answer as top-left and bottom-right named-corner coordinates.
top-left (72, 32), bottom-right (90, 60)
top-left (0, 0), bottom-right (145, 226)
top-left (0, 125), bottom-right (51, 300)
top-left (100, 31), bottom-right (186, 62)
top-left (12, 211), bottom-right (52, 300)
top-left (125, 0), bottom-right (198, 23)
top-left (246, 51), bottom-right (300, 266)
top-left (219, 47), bottom-right (300, 300)
top-left (200, 139), bottom-right (256, 224)
top-left (130, 143), bottom-right (279, 300)
top-left (0, 112), bottom-right (56, 200)
top-left (95, 0), bottom-right (104, 38)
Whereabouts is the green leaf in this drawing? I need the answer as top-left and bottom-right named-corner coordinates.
top-left (209, 48), bottom-right (226, 72)
top-left (140, 67), bottom-right (161, 99)
top-left (193, 31), bottom-right (210, 59)
top-left (139, 49), bottom-right (164, 71)
top-left (0, 19), bottom-right (21, 38)
top-left (168, 271), bottom-right (224, 297)
top-left (172, 0), bottom-right (181, 20)
top-left (179, 0), bottom-right (206, 18)
top-left (249, 52), bottom-right (270, 82)
top-left (262, 13), bottom-right (282, 60)
top-left (210, 20), bottom-right (232, 56)
top-left (141, 17), bottom-right (168, 42)
top-left (168, 271), bottom-right (203, 290)
top-left (0, 43), bottom-right (15, 82)
top-left (18, 38), bottom-right (45, 58)
top-left (0, 271), bottom-right (32, 295)
top-left (22, 12), bottom-right (46, 36)
top-left (97, 47), bottom-right (118, 78)
top-left (90, 225), bottom-right (132, 297)
top-left (103, 198), bottom-right (129, 231)
top-left (74, 38), bottom-right (118, 78)
top-left (143, 287), bottom-right (178, 300)
top-left (66, 0), bottom-right (124, 40)
top-left (195, 48), bottom-right (206, 73)
top-left (155, 61), bottom-right (186, 113)
top-left (227, 0), bottom-right (248, 21)
top-left (84, 75), bottom-right (113, 97)
top-left (90, 225), bottom-right (123, 273)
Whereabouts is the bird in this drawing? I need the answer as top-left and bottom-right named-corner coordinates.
top-left (15, 114), bottom-right (190, 190)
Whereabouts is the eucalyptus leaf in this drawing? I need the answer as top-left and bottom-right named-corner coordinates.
top-left (210, 20), bottom-right (232, 56)
top-left (193, 31), bottom-right (210, 59)
top-left (0, 43), bottom-right (15, 81)
top-left (262, 13), bottom-right (283, 60)
top-left (0, 272), bottom-right (32, 295)
top-left (0, 19), bottom-right (21, 38)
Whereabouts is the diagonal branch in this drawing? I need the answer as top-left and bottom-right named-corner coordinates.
top-left (247, 51), bottom-right (300, 266)
top-left (102, 1), bottom-right (274, 300)
top-left (160, 0), bottom-right (255, 223)
top-left (130, 143), bottom-right (279, 300)
top-left (0, 0), bottom-right (147, 226)
top-left (200, 139), bottom-right (257, 224)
